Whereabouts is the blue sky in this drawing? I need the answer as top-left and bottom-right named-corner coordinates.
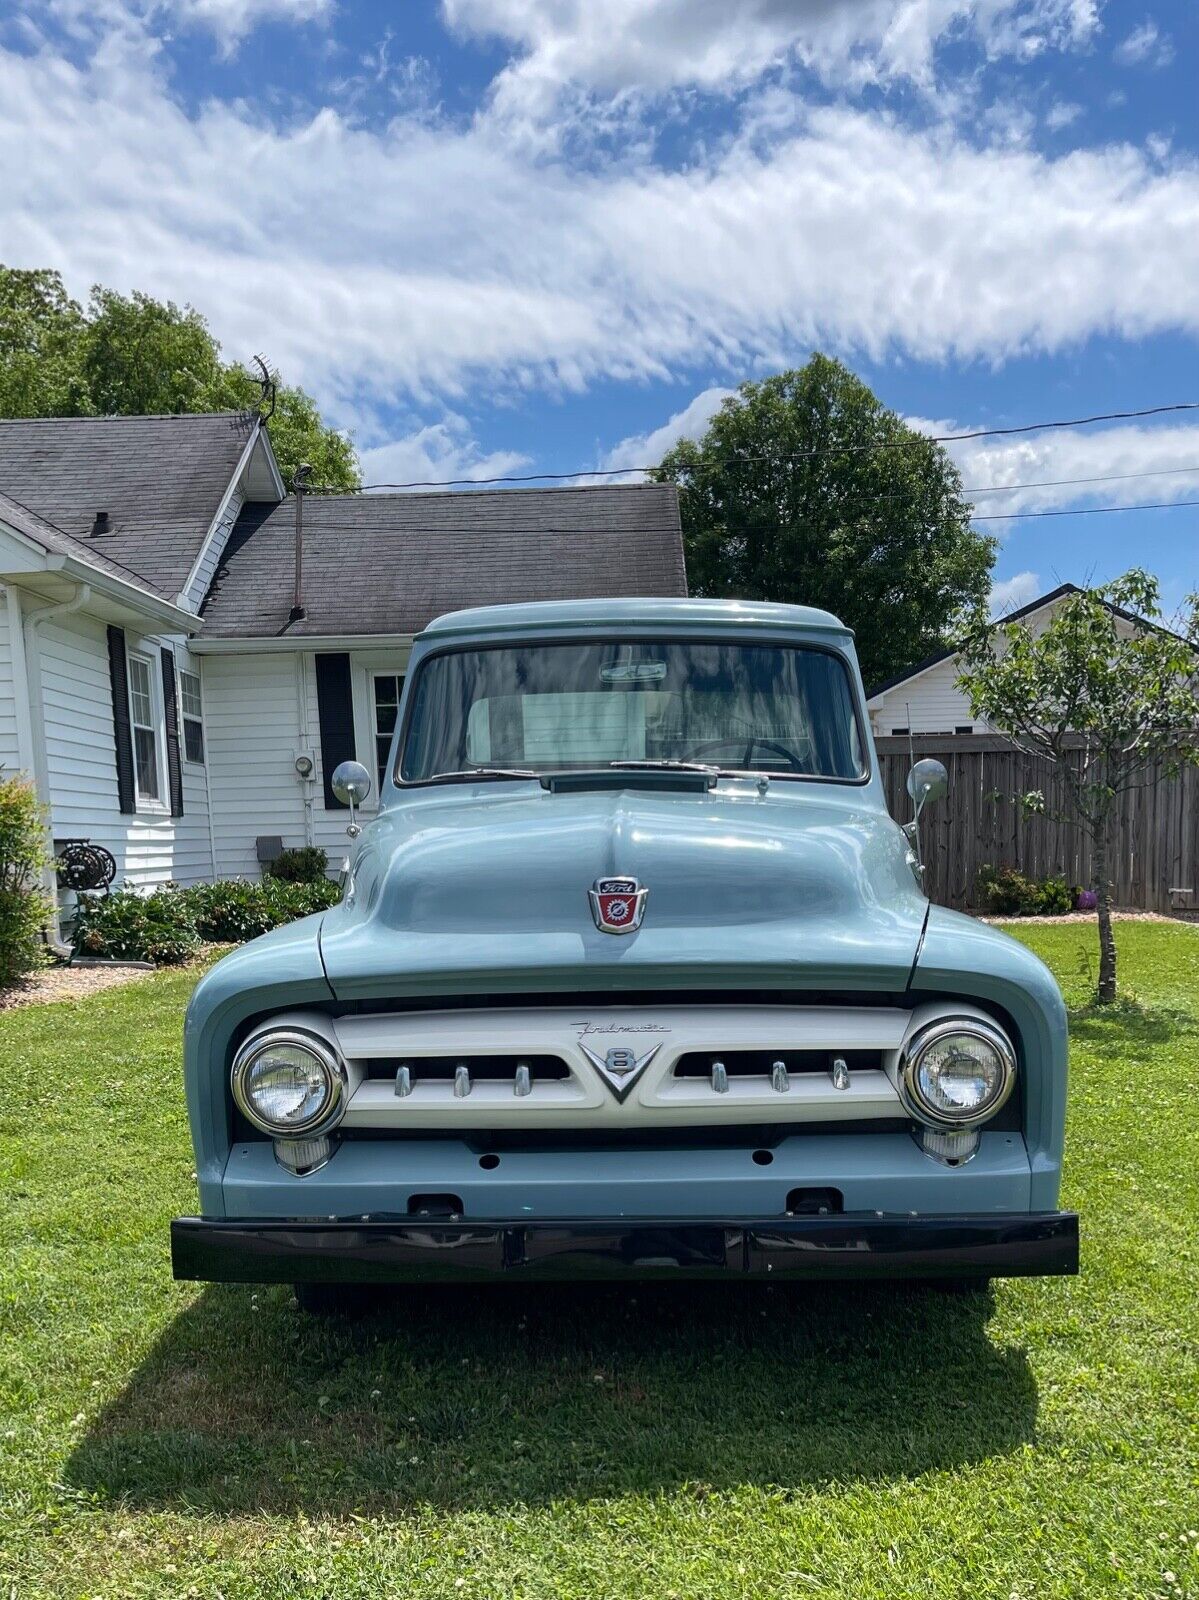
top-left (2, 0), bottom-right (1197, 616)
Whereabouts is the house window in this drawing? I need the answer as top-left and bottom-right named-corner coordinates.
top-left (891, 726), bottom-right (910, 736)
top-left (127, 653), bottom-right (162, 804)
top-left (955, 724), bottom-right (973, 735)
top-left (372, 673), bottom-right (405, 789)
top-left (180, 669), bottom-right (205, 764)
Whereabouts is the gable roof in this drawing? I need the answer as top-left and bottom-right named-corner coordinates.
top-left (864, 581), bottom-right (1191, 702)
top-left (0, 412), bottom-right (263, 600)
top-left (199, 483), bottom-right (688, 640)
top-left (865, 584), bottom-right (1081, 701)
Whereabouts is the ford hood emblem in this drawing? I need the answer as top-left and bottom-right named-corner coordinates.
top-left (589, 876), bottom-right (648, 934)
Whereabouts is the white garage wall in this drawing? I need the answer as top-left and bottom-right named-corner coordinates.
top-left (867, 655), bottom-right (985, 735)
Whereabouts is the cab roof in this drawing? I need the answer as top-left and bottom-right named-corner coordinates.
top-left (420, 597), bottom-right (852, 639)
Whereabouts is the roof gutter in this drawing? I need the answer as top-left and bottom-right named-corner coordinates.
top-left (49, 553), bottom-right (200, 634)
top-left (190, 632), bottom-right (415, 653)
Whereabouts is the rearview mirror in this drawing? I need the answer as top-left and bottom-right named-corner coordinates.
top-left (906, 757), bottom-right (949, 814)
top-left (332, 760), bottom-right (372, 838)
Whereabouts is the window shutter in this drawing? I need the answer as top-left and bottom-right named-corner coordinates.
top-left (315, 652), bottom-right (355, 809)
top-left (161, 649), bottom-right (185, 818)
top-left (106, 626), bottom-right (136, 815)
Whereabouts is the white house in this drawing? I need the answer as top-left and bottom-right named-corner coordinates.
top-left (0, 413), bottom-right (687, 927)
top-left (864, 584), bottom-right (1146, 737)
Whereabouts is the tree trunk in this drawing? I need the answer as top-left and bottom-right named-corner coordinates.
top-left (1092, 826), bottom-right (1117, 1004)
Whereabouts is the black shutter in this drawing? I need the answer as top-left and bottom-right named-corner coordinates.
top-left (106, 626), bottom-right (136, 815)
top-left (315, 652), bottom-right (355, 809)
top-left (161, 649), bottom-right (185, 818)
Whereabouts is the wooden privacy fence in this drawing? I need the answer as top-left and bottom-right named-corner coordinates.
top-left (875, 734), bottom-right (1199, 914)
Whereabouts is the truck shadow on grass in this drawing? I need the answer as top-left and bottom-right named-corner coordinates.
top-left (66, 1278), bottom-right (1037, 1513)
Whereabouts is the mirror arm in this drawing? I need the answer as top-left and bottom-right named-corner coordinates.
top-left (346, 795), bottom-right (361, 839)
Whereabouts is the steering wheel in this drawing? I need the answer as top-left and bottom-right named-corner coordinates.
top-left (681, 737), bottom-right (807, 772)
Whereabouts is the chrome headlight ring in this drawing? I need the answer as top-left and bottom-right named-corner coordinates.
top-left (230, 1027), bottom-right (349, 1139)
top-left (899, 1016), bottom-right (1017, 1130)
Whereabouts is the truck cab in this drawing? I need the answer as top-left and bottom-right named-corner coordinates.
top-left (173, 599), bottom-right (1078, 1293)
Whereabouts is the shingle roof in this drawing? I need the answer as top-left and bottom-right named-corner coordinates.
top-left (200, 484), bottom-right (688, 638)
top-left (0, 487), bottom-right (181, 602)
top-left (0, 413), bottom-right (257, 599)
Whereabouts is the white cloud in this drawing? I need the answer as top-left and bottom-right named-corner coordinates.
top-left (444, 0), bottom-right (1099, 120)
top-left (6, 19), bottom-right (1199, 418)
top-left (46, 0), bottom-right (332, 53)
top-left (1045, 99), bottom-right (1082, 130)
top-left (601, 386), bottom-right (733, 473)
top-left (1113, 19), bottom-right (1174, 68)
top-left (358, 414), bottom-right (531, 488)
top-left (912, 419), bottom-right (1199, 517)
top-left (990, 570), bottom-right (1042, 613)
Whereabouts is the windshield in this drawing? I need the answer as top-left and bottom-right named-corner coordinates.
top-left (399, 639), bottom-right (866, 783)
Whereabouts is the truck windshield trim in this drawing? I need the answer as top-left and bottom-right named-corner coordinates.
top-left (395, 636), bottom-right (871, 788)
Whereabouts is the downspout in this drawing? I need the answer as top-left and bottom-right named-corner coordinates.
top-left (21, 583), bottom-right (93, 957)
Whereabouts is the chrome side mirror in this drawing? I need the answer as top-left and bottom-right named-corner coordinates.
top-left (331, 760), bottom-right (372, 838)
top-left (903, 758), bottom-right (948, 867)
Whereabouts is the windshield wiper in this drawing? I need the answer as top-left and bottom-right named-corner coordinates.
top-left (607, 759), bottom-right (721, 774)
top-left (423, 767), bottom-right (539, 784)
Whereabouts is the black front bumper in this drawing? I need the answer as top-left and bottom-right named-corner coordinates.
top-left (172, 1211), bottom-right (1078, 1283)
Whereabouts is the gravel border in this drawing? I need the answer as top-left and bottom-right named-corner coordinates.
top-left (0, 962), bottom-right (157, 1011)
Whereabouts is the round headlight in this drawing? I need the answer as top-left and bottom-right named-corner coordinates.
top-left (900, 1018), bottom-right (1016, 1129)
top-left (231, 1030), bottom-right (347, 1137)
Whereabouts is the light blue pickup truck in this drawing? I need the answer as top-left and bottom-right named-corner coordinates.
top-left (173, 598), bottom-right (1078, 1304)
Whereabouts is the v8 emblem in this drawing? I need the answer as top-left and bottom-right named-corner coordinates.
top-left (579, 1041), bottom-right (661, 1101)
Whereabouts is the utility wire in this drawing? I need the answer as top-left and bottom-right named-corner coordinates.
top-left (972, 497), bottom-right (1199, 522)
top-left (309, 399), bottom-right (1199, 494)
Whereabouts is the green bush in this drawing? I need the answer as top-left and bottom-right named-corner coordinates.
top-left (0, 773), bottom-right (50, 984)
top-left (74, 886), bottom-right (199, 965)
top-left (976, 864), bottom-right (1076, 917)
top-left (72, 875), bottom-right (341, 964)
top-left (264, 846), bottom-right (329, 884)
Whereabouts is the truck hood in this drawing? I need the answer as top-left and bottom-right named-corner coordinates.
top-left (319, 781), bottom-right (928, 1001)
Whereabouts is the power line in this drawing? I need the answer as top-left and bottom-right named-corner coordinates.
top-left (314, 398), bottom-right (1199, 494)
top-left (973, 497), bottom-right (1199, 522)
top-left (963, 463), bottom-right (1199, 496)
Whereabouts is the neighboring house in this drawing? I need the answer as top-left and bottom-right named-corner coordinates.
top-left (0, 413), bottom-right (687, 920)
top-left (865, 583), bottom-right (1148, 737)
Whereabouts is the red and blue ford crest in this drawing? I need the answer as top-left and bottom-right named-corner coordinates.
top-left (589, 876), bottom-right (648, 934)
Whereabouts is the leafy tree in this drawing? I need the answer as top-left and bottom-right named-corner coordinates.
top-left (652, 356), bottom-right (995, 687)
top-left (0, 266), bottom-right (358, 490)
top-left (958, 572), bottom-right (1199, 1003)
top-left (0, 268), bottom-right (89, 417)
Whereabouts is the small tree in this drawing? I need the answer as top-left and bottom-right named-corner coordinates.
top-left (958, 572), bottom-right (1199, 1003)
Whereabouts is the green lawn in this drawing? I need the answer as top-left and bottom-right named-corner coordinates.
top-left (2, 923), bottom-right (1197, 1599)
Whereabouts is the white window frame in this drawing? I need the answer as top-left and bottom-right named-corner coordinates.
top-left (127, 649), bottom-right (168, 813)
top-left (179, 666), bottom-right (205, 766)
top-left (371, 670), bottom-right (406, 792)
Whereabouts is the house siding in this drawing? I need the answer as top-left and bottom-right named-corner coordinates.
top-left (35, 611), bottom-right (214, 888)
top-left (0, 587), bottom-right (21, 774)
top-left (179, 487), bottom-right (244, 613)
top-left (867, 656), bottom-right (987, 735)
top-left (204, 646), bottom-right (411, 878)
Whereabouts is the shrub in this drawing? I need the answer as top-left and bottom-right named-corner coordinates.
top-left (264, 846), bottom-right (329, 884)
top-left (71, 875), bottom-right (342, 964)
top-left (976, 864), bottom-right (1076, 917)
top-left (73, 886), bottom-right (199, 965)
top-left (0, 773), bottom-right (50, 985)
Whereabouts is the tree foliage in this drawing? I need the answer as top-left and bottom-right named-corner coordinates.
top-left (652, 356), bottom-right (995, 688)
top-left (0, 265), bottom-right (358, 490)
top-left (958, 571), bottom-right (1199, 1002)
